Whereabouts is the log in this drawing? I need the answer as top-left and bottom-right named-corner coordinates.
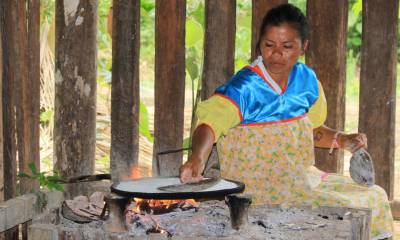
top-left (306, 0), bottom-right (348, 173)
top-left (251, 0), bottom-right (287, 61)
top-left (54, 0), bottom-right (98, 178)
top-left (359, 0), bottom-right (398, 200)
top-left (111, 0), bottom-right (140, 181)
top-left (153, 0), bottom-right (186, 176)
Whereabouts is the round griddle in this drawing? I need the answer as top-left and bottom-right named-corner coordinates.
top-left (111, 177), bottom-right (245, 199)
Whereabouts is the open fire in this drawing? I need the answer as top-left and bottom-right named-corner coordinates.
top-left (130, 198), bottom-right (199, 215)
top-left (124, 198), bottom-right (200, 237)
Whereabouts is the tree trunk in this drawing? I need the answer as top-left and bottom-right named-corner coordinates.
top-left (306, 0), bottom-right (348, 173)
top-left (359, 0), bottom-right (398, 199)
top-left (251, 0), bottom-right (287, 61)
top-left (202, 0), bottom-right (236, 100)
top-left (153, 0), bottom-right (186, 176)
top-left (111, 0), bottom-right (140, 181)
top-left (54, 0), bottom-right (97, 179)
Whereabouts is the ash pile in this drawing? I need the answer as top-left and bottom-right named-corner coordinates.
top-left (50, 192), bottom-right (366, 240)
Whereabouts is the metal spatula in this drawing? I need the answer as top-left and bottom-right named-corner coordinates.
top-left (157, 178), bottom-right (221, 192)
top-left (349, 148), bottom-right (375, 187)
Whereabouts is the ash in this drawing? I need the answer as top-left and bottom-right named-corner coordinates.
top-left (126, 201), bottom-right (349, 239)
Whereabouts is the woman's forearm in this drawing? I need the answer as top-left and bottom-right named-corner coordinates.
top-left (190, 124), bottom-right (215, 166)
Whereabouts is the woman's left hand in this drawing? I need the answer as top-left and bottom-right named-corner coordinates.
top-left (339, 133), bottom-right (368, 153)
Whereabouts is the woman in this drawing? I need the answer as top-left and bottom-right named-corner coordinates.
top-left (180, 4), bottom-right (393, 239)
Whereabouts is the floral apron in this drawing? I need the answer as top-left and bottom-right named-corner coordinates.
top-left (217, 116), bottom-right (393, 239)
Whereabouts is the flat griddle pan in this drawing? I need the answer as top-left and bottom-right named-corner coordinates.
top-left (111, 177), bottom-right (245, 199)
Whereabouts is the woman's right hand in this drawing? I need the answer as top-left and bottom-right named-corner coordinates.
top-left (179, 155), bottom-right (205, 183)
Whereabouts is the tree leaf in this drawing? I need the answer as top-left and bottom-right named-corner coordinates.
top-left (29, 162), bottom-right (38, 175)
top-left (186, 18), bottom-right (203, 48)
top-left (18, 172), bottom-right (32, 179)
top-left (186, 54), bottom-right (199, 81)
top-left (139, 101), bottom-right (154, 142)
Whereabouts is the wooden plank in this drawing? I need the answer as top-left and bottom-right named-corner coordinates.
top-left (306, 0), bottom-right (348, 173)
top-left (14, 0), bottom-right (37, 198)
top-left (1, 0), bottom-right (17, 203)
top-left (390, 200), bottom-right (400, 220)
top-left (27, 0), bottom-right (40, 191)
top-left (110, 0), bottom-right (140, 181)
top-left (0, 0), bottom-right (3, 203)
top-left (201, 0), bottom-right (236, 178)
top-left (153, 0), bottom-right (186, 176)
top-left (1, 0), bottom-right (19, 238)
top-left (202, 0), bottom-right (236, 99)
top-left (251, 0), bottom-right (287, 61)
top-left (359, 0), bottom-right (398, 200)
top-left (54, 0), bottom-right (97, 178)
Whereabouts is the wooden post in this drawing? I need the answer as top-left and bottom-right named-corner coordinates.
top-left (251, 0), bottom-right (287, 61)
top-left (306, 0), bottom-right (348, 173)
top-left (111, 0), bottom-right (140, 181)
top-left (153, 0), bottom-right (186, 176)
top-left (201, 0), bottom-right (236, 178)
top-left (14, 0), bottom-right (40, 196)
top-left (0, 0), bottom-right (4, 204)
top-left (1, 0), bottom-right (19, 238)
top-left (359, 0), bottom-right (398, 199)
top-left (390, 200), bottom-right (400, 220)
top-left (202, 0), bottom-right (236, 100)
top-left (27, 0), bottom-right (40, 191)
top-left (54, 0), bottom-right (98, 178)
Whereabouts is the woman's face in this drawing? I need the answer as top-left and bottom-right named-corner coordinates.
top-left (259, 23), bottom-right (306, 77)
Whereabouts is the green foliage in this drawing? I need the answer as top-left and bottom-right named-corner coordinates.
top-left (347, 0), bottom-right (362, 60)
top-left (40, 110), bottom-right (53, 125)
top-left (235, 1), bottom-right (252, 71)
top-left (140, 101), bottom-right (153, 142)
top-left (18, 162), bottom-right (65, 192)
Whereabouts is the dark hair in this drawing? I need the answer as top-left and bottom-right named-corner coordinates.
top-left (257, 3), bottom-right (308, 54)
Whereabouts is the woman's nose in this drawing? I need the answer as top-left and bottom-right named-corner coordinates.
top-left (272, 47), bottom-right (283, 56)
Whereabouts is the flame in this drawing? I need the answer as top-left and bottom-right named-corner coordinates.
top-left (130, 165), bottom-right (141, 179)
top-left (126, 165), bottom-right (151, 180)
top-left (131, 198), bottom-right (199, 214)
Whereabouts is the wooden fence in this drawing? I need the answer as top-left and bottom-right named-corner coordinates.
top-left (0, 1), bottom-right (399, 237)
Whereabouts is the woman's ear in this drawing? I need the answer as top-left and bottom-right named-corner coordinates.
top-left (302, 40), bottom-right (309, 55)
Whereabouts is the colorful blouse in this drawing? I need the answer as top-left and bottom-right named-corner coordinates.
top-left (196, 57), bottom-right (327, 141)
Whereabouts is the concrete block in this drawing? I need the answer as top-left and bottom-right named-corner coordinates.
top-left (45, 191), bottom-right (64, 211)
top-left (17, 193), bottom-right (37, 220)
top-left (28, 223), bottom-right (58, 240)
top-left (4, 198), bottom-right (26, 230)
top-left (0, 206), bottom-right (6, 232)
top-left (33, 208), bottom-right (60, 225)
